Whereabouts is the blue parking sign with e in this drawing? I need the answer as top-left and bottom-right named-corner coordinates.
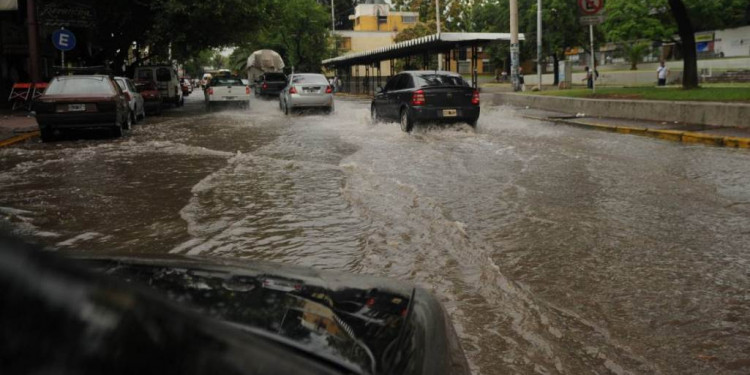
top-left (52, 29), bottom-right (76, 51)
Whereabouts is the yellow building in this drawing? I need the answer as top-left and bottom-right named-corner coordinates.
top-left (335, 0), bottom-right (418, 76)
top-left (333, 0), bottom-right (494, 77)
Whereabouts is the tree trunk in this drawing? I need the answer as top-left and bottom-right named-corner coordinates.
top-left (668, 0), bottom-right (698, 89)
top-left (552, 53), bottom-right (559, 85)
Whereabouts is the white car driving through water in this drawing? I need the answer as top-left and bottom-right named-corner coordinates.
top-left (279, 73), bottom-right (334, 115)
top-left (204, 75), bottom-right (251, 111)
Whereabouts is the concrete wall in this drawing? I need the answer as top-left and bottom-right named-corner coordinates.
top-left (489, 93), bottom-right (750, 128)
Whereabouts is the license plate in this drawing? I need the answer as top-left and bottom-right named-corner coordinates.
top-left (223, 96), bottom-right (236, 100)
top-left (68, 104), bottom-right (86, 112)
top-left (443, 109), bottom-right (457, 117)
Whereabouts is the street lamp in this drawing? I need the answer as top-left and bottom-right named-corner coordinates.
top-left (537, 0), bottom-right (542, 90)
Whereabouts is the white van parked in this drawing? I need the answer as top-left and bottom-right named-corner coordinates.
top-left (134, 66), bottom-right (183, 107)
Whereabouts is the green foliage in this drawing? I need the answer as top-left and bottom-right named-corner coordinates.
top-left (603, 0), bottom-right (674, 42)
top-left (469, 0), bottom-right (588, 73)
top-left (394, 21), bottom-right (437, 43)
top-left (392, 0), bottom-right (470, 31)
top-left (535, 86), bottom-right (750, 102)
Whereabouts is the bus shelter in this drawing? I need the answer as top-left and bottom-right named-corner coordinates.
top-left (322, 32), bottom-right (524, 95)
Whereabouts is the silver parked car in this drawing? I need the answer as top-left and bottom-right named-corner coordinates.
top-left (279, 73), bottom-right (334, 115)
top-left (114, 77), bottom-right (145, 125)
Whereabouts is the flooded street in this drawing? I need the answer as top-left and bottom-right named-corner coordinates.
top-left (2, 92), bottom-right (750, 374)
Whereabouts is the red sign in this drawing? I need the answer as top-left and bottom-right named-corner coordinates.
top-left (578, 0), bottom-right (603, 15)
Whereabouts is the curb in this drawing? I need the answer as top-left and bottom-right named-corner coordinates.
top-left (0, 131), bottom-right (40, 147)
top-left (522, 116), bottom-right (750, 149)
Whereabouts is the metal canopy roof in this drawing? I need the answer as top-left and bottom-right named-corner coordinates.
top-left (322, 32), bottom-right (525, 67)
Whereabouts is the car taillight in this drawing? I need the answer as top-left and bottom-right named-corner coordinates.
top-left (325, 86), bottom-right (332, 93)
top-left (471, 90), bottom-right (480, 105)
top-left (411, 89), bottom-right (425, 106)
top-left (262, 83), bottom-right (268, 89)
top-left (289, 86), bottom-right (297, 94)
top-left (208, 87), bottom-right (214, 95)
top-left (246, 86), bottom-right (250, 95)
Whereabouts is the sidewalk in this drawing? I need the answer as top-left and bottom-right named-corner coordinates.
top-left (0, 110), bottom-right (40, 147)
top-left (513, 106), bottom-right (750, 148)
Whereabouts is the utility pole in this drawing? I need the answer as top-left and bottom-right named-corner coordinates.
top-left (510, 0), bottom-right (519, 91)
top-left (436, 0), bottom-right (442, 70)
top-left (331, 0), bottom-right (335, 31)
top-left (537, 0), bottom-right (542, 90)
top-left (27, 0), bottom-right (40, 82)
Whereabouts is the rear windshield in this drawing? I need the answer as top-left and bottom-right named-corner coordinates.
top-left (45, 77), bottom-right (115, 95)
top-left (135, 81), bottom-right (157, 92)
top-left (156, 68), bottom-right (172, 82)
top-left (136, 70), bottom-right (153, 81)
top-left (414, 74), bottom-right (469, 88)
top-left (211, 77), bottom-right (244, 86)
top-left (264, 73), bottom-right (286, 81)
top-left (290, 74), bottom-right (328, 85)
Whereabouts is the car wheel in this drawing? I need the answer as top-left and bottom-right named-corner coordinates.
top-left (124, 112), bottom-right (133, 131)
top-left (371, 104), bottom-right (381, 123)
top-left (130, 110), bottom-right (137, 126)
top-left (467, 118), bottom-right (478, 128)
top-left (112, 125), bottom-right (123, 138)
top-left (40, 128), bottom-right (55, 143)
top-left (400, 107), bottom-right (414, 133)
top-left (325, 104), bottom-right (334, 115)
top-left (283, 100), bottom-right (290, 115)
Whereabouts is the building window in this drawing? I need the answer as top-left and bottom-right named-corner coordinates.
top-left (482, 60), bottom-right (494, 73)
top-left (402, 15), bottom-right (417, 23)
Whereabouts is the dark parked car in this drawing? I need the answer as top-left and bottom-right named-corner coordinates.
top-left (371, 71), bottom-right (480, 132)
top-left (254, 72), bottom-right (287, 97)
top-left (34, 75), bottom-right (131, 141)
top-left (135, 80), bottom-right (163, 115)
top-left (0, 235), bottom-right (471, 375)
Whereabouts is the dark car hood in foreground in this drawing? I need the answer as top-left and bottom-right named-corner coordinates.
top-left (0, 236), bottom-right (469, 375)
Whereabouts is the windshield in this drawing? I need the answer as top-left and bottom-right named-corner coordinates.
top-left (211, 77), bottom-right (244, 86)
top-left (44, 77), bottom-right (116, 95)
top-left (413, 74), bottom-right (469, 87)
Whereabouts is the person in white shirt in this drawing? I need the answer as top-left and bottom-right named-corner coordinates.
top-left (657, 61), bottom-right (669, 86)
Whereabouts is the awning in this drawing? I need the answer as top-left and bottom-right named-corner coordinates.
top-left (322, 32), bottom-right (525, 67)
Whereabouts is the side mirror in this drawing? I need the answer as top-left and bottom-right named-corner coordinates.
top-left (376, 86), bottom-right (384, 94)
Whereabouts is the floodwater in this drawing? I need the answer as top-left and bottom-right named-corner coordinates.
top-left (1, 92), bottom-right (750, 374)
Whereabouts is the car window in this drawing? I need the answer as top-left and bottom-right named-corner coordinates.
top-left (413, 74), bottom-right (469, 88)
top-left (135, 81), bottom-right (157, 92)
top-left (384, 75), bottom-right (400, 91)
top-left (291, 74), bottom-right (328, 85)
top-left (265, 73), bottom-right (286, 81)
top-left (156, 68), bottom-right (172, 82)
top-left (45, 77), bottom-right (116, 95)
top-left (126, 79), bottom-right (137, 93)
top-left (136, 69), bottom-right (153, 81)
top-left (115, 79), bottom-right (128, 92)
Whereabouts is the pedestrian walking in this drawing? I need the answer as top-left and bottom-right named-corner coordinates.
top-left (657, 61), bottom-right (669, 86)
top-left (518, 66), bottom-right (525, 91)
top-left (582, 66), bottom-right (594, 89)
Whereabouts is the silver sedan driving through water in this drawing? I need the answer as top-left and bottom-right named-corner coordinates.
top-left (279, 73), bottom-right (334, 115)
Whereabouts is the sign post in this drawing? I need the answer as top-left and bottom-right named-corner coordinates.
top-left (578, 0), bottom-right (605, 92)
top-left (52, 27), bottom-right (76, 70)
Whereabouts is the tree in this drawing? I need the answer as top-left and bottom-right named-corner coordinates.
top-left (603, 0), bottom-right (674, 70)
top-left (667, 0), bottom-right (748, 88)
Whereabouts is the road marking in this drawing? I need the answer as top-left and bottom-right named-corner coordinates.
top-left (521, 115), bottom-right (750, 149)
top-left (0, 131), bottom-right (40, 147)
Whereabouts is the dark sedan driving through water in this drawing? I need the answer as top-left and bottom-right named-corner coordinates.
top-left (370, 71), bottom-right (480, 132)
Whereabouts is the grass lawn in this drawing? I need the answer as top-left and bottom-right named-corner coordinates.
top-left (531, 86), bottom-right (750, 102)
